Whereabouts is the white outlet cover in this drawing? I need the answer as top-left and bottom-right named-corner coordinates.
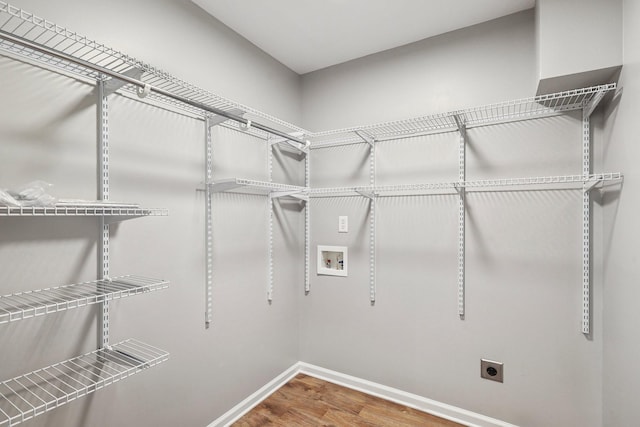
top-left (338, 216), bottom-right (348, 233)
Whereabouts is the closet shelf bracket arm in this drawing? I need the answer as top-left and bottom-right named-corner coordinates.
top-left (453, 114), bottom-right (466, 135)
top-left (104, 67), bottom-right (144, 96)
top-left (269, 132), bottom-right (310, 154)
top-left (271, 190), bottom-right (309, 201)
top-left (356, 190), bottom-right (377, 200)
top-left (583, 178), bottom-right (603, 193)
top-left (355, 130), bottom-right (376, 146)
top-left (207, 109), bottom-right (246, 128)
top-left (583, 89), bottom-right (608, 118)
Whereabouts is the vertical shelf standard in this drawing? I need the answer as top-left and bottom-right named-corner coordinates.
top-left (454, 114), bottom-right (466, 319)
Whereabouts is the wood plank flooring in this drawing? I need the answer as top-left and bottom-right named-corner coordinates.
top-left (233, 374), bottom-right (465, 426)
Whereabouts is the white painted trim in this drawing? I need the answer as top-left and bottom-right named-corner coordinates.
top-left (207, 363), bottom-right (300, 427)
top-left (297, 362), bottom-right (518, 427)
top-left (208, 361), bottom-right (518, 427)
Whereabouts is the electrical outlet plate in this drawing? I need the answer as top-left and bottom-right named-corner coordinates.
top-left (481, 359), bottom-right (503, 383)
top-left (338, 216), bottom-right (348, 233)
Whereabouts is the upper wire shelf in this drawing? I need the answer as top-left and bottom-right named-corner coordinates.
top-left (0, 339), bottom-right (168, 427)
top-left (0, 205), bottom-right (168, 220)
top-left (209, 178), bottom-right (307, 198)
top-left (309, 173), bottom-right (623, 197)
top-left (310, 84), bottom-right (617, 148)
top-left (0, 1), bottom-right (306, 142)
top-left (0, 275), bottom-right (169, 325)
top-left (0, 2), bottom-right (616, 147)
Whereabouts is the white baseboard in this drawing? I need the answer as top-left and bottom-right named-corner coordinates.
top-left (298, 362), bottom-right (518, 427)
top-left (208, 361), bottom-right (517, 427)
top-left (207, 363), bottom-right (300, 427)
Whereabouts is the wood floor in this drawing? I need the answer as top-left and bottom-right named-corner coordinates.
top-left (233, 374), bottom-right (465, 426)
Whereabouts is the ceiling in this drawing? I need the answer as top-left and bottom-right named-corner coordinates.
top-left (192, 0), bottom-right (535, 75)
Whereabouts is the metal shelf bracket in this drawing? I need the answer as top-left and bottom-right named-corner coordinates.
top-left (583, 89), bottom-right (608, 118)
top-left (269, 132), bottom-right (310, 154)
top-left (271, 190), bottom-right (308, 201)
top-left (355, 190), bottom-right (377, 200)
top-left (104, 67), bottom-right (143, 96)
top-left (583, 178), bottom-right (603, 193)
top-left (355, 130), bottom-right (376, 146)
top-left (207, 109), bottom-right (246, 128)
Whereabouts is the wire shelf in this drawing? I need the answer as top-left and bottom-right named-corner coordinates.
top-left (0, 2), bottom-right (616, 147)
top-left (309, 173), bottom-right (623, 197)
top-left (310, 84), bottom-right (617, 147)
top-left (461, 172), bottom-right (622, 190)
top-left (0, 206), bottom-right (168, 218)
top-left (309, 185), bottom-right (375, 198)
top-left (0, 339), bottom-right (168, 427)
top-left (209, 178), bottom-right (307, 197)
top-left (0, 1), bottom-right (305, 139)
top-left (0, 275), bottom-right (169, 325)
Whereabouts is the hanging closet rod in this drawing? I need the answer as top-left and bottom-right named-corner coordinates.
top-left (0, 29), bottom-right (307, 146)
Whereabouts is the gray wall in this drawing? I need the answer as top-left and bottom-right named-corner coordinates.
top-left (0, 1), bottom-right (303, 426)
top-left (602, 0), bottom-right (640, 425)
top-left (300, 10), bottom-right (606, 426)
top-left (301, 10), bottom-right (537, 131)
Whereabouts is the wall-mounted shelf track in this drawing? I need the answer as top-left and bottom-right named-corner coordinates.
top-left (0, 276), bottom-right (169, 325)
top-left (0, 339), bottom-right (168, 427)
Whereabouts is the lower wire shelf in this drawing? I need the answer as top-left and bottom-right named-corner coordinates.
top-left (0, 339), bottom-right (169, 427)
top-left (0, 275), bottom-right (169, 325)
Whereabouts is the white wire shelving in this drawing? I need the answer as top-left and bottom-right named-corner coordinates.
top-left (309, 84), bottom-right (617, 148)
top-left (0, 5), bottom-right (173, 423)
top-left (0, 275), bottom-right (169, 325)
top-left (309, 173), bottom-right (623, 197)
top-left (0, 0), bottom-right (623, 340)
top-left (306, 83), bottom-right (620, 333)
top-left (0, 205), bottom-right (168, 219)
top-left (209, 178), bottom-right (307, 199)
top-left (0, 1), bottom-right (306, 144)
top-left (0, 339), bottom-right (168, 427)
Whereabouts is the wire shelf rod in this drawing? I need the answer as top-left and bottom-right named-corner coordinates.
top-left (0, 27), bottom-right (306, 146)
top-left (0, 276), bottom-right (169, 324)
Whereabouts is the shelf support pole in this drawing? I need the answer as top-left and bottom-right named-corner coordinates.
top-left (369, 138), bottom-right (376, 305)
top-left (267, 139), bottom-right (274, 302)
top-left (204, 116), bottom-right (214, 328)
top-left (581, 105), bottom-right (593, 335)
top-left (454, 114), bottom-right (466, 319)
top-left (305, 139), bottom-right (311, 295)
top-left (97, 79), bottom-right (110, 348)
